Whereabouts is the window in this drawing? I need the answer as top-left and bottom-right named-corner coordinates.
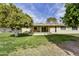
top-left (61, 26), bottom-right (66, 30)
top-left (72, 27), bottom-right (78, 30)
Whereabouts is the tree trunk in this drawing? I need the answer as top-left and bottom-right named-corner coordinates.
top-left (13, 28), bottom-right (19, 37)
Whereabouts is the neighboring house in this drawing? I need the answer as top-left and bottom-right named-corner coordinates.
top-left (0, 28), bottom-right (12, 33)
top-left (0, 28), bottom-right (21, 34)
top-left (21, 23), bottom-right (79, 35)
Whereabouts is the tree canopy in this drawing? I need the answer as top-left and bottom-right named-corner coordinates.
top-left (0, 3), bottom-right (33, 29)
top-left (62, 3), bottom-right (79, 27)
top-left (47, 17), bottom-right (57, 23)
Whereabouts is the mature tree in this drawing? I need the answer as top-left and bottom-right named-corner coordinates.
top-left (62, 3), bottom-right (79, 27)
top-left (0, 4), bottom-right (9, 27)
top-left (47, 17), bottom-right (57, 24)
top-left (47, 17), bottom-right (57, 32)
top-left (0, 3), bottom-right (33, 36)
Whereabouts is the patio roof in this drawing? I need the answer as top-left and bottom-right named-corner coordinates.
top-left (33, 23), bottom-right (66, 26)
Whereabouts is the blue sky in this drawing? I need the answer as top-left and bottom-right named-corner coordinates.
top-left (15, 3), bottom-right (66, 23)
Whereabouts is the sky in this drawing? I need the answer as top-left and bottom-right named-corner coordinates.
top-left (15, 3), bottom-right (66, 23)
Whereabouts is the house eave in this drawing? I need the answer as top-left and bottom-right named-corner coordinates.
top-left (33, 23), bottom-right (66, 26)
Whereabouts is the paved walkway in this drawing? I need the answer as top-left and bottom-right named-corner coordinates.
top-left (32, 32), bottom-right (79, 35)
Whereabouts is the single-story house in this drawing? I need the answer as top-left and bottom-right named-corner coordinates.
top-left (21, 23), bottom-right (79, 35)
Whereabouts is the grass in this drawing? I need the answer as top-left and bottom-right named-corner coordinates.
top-left (0, 33), bottom-right (48, 55)
top-left (0, 33), bottom-right (78, 55)
top-left (45, 34), bottom-right (78, 44)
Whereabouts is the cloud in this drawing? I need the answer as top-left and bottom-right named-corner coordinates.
top-left (54, 4), bottom-right (66, 19)
top-left (15, 3), bottom-right (66, 23)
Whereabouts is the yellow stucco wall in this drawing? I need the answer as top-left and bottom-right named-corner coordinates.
top-left (49, 27), bottom-right (55, 33)
top-left (56, 27), bottom-right (79, 34)
top-left (49, 26), bottom-right (79, 34)
top-left (22, 26), bottom-right (79, 34)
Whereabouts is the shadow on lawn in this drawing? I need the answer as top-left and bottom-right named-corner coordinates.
top-left (45, 34), bottom-right (79, 56)
top-left (10, 33), bottom-right (32, 37)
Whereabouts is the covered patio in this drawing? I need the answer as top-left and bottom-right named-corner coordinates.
top-left (32, 26), bottom-right (49, 32)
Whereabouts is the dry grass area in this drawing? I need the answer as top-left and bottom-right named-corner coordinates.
top-left (9, 44), bottom-right (68, 56)
top-left (9, 43), bottom-right (74, 56)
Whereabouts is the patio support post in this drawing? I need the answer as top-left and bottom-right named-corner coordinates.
top-left (40, 27), bottom-right (42, 32)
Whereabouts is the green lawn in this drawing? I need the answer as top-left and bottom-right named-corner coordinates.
top-left (0, 33), bottom-right (78, 55)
